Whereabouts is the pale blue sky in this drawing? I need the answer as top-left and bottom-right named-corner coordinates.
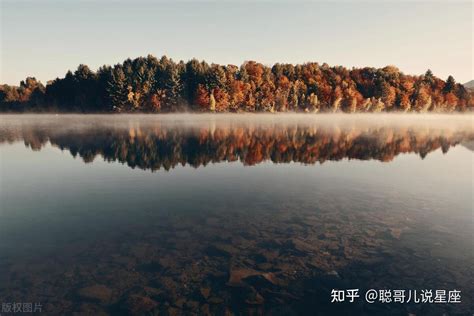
top-left (0, 1), bottom-right (472, 85)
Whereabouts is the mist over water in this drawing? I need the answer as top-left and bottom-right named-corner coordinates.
top-left (2, 113), bottom-right (473, 130)
top-left (1, 114), bottom-right (473, 170)
top-left (0, 114), bottom-right (472, 315)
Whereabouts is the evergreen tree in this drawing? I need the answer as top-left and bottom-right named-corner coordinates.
top-left (443, 76), bottom-right (456, 93)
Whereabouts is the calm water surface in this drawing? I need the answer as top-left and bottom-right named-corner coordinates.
top-left (0, 114), bottom-right (473, 316)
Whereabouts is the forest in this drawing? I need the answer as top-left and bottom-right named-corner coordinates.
top-left (1, 55), bottom-right (472, 113)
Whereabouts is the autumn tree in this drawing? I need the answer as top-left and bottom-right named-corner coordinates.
top-left (1, 54), bottom-right (472, 113)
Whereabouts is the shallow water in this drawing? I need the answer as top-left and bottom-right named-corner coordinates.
top-left (0, 114), bottom-right (473, 315)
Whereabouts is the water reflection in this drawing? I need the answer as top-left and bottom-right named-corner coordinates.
top-left (0, 115), bottom-right (472, 316)
top-left (1, 114), bottom-right (473, 171)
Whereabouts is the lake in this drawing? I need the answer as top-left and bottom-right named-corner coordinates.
top-left (0, 114), bottom-right (472, 316)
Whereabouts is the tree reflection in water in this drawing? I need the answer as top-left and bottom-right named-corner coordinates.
top-left (1, 115), bottom-right (472, 171)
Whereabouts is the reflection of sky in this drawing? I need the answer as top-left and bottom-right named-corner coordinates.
top-left (1, 1), bottom-right (472, 84)
top-left (0, 137), bottom-right (472, 256)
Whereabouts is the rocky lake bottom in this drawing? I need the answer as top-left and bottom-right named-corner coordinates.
top-left (0, 114), bottom-right (472, 315)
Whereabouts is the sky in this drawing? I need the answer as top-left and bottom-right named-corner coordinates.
top-left (0, 0), bottom-right (472, 85)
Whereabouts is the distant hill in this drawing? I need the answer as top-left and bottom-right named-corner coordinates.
top-left (464, 80), bottom-right (474, 90)
top-left (461, 140), bottom-right (474, 152)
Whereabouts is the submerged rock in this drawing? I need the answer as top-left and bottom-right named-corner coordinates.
top-left (121, 294), bottom-right (158, 316)
top-left (326, 270), bottom-right (340, 278)
top-left (74, 302), bottom-right (109, 316)
top-left (77, 285), bottom-right (113, 304)
top-left (227, 265), bottom-right (282, 289)
top-left (227, 268), bottom-right (261, 286)
top-left (200, 303), bottom-right (211, 316)
top-left (208, 296), bottom-right (224, 304)
top-left (205, 244), bottom-right (238, 257)
top-left (244, 287), bottom-right (265, 305)
top-left (288, 238), bottom-right (316, 254)
top-left (200, 286), bottom-right (211, 299)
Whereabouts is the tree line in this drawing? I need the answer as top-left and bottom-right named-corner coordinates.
top-left (1, 55), bottom-right (472, 112)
